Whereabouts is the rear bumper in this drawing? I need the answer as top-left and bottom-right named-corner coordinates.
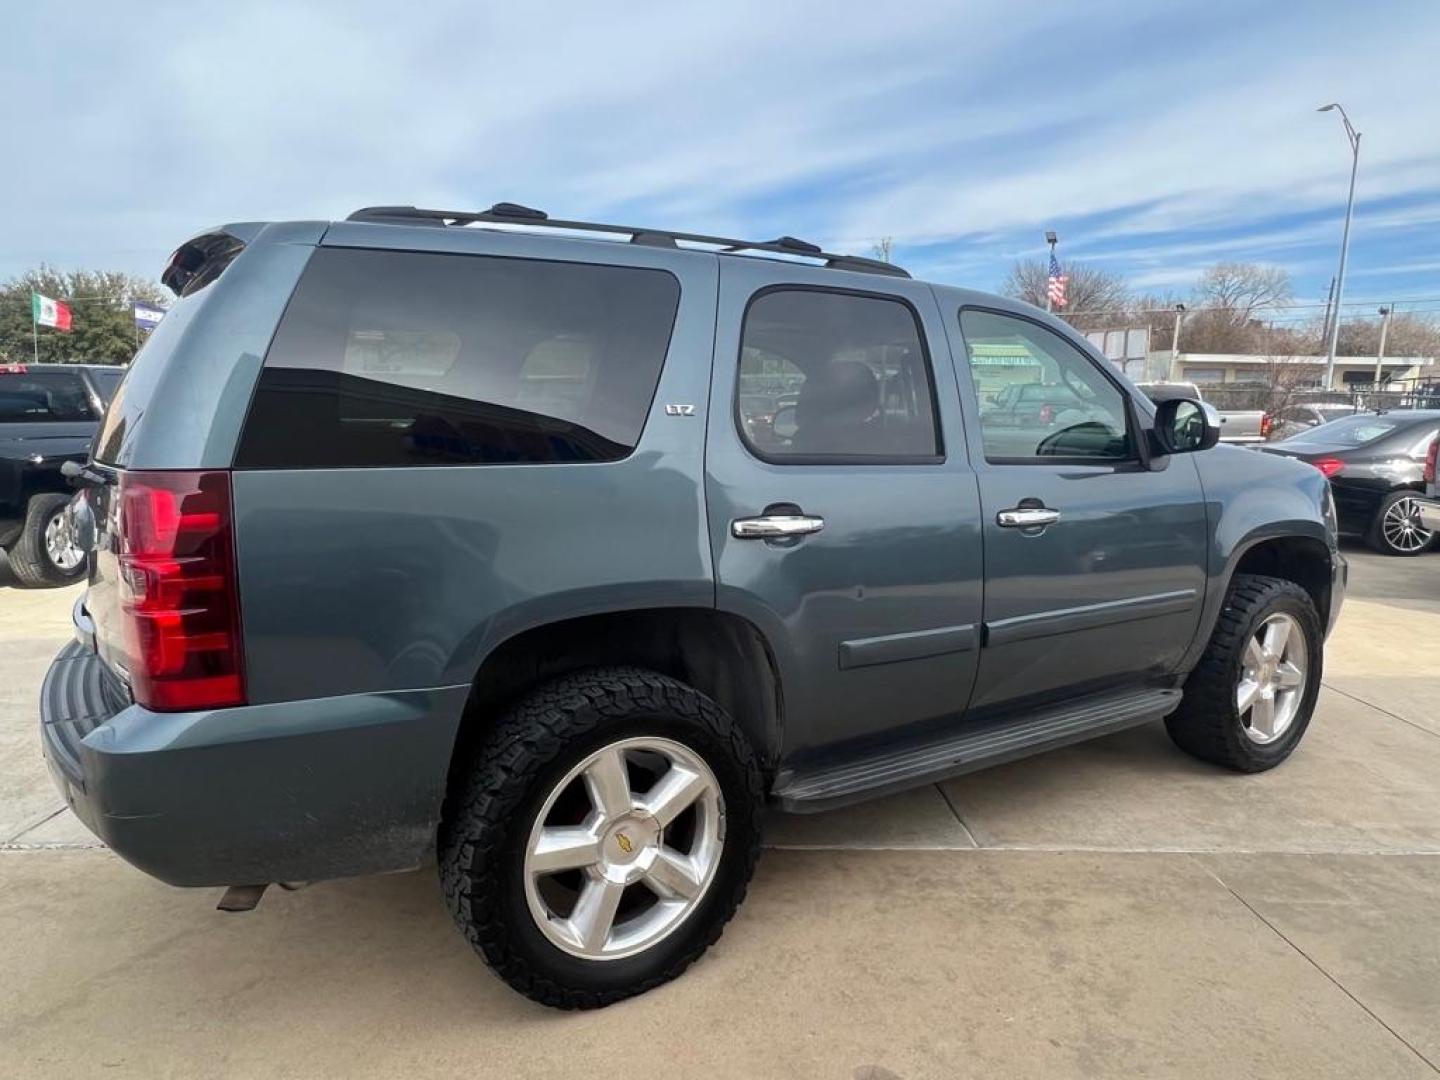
top-left (40, 639), bottom-right (468, 887)
top-left (1418, 497), bottom-right (1440, 534)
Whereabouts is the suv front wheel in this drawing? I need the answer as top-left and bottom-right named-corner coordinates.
top-left (1166, 574), bottom-right (1323, 772)
top-left (439, 667), bottom-right (763, 1009)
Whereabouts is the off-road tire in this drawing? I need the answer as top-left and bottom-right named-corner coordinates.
top-left (439, 667), bottom-right (764, 1009)
top-left (8, 492), bottom-right (83, 588)
top-left (1166, 574), bottom-right (1323, 772)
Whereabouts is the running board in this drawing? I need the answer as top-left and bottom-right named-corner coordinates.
top-left (774, 688), bottom-right (1182, 813)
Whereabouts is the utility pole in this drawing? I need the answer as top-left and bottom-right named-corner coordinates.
top-left (1319, 103), bottom-right (1361, 390)
top-left (1372, 305), bottom-right (1392, 395)
top-left (1169, 304), bottom-right (1186, 380)
top-left (1044, 230), bottom-right (1058, 312)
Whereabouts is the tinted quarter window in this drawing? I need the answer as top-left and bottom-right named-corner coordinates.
top-left (959, 310), bottom-right (1131, 462)
top-left (737, 288), bottom-right (940, 461)
top-left (236, 248), bottom-right (680, 468)
top-left (89, 367), bottom-right (124, 404)
top-left (0, 371), bottom-right (96, 422)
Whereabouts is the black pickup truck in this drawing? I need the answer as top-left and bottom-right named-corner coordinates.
top-left (0, 363), bottom-right (124, 586)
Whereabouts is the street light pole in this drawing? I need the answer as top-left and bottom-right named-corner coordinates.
top-left (1170, 303), bottom-right (1186, 380)
top-left (1319, 103), bottom-right (1361, 390)
top-left (1372, 305), bottom-right (1392, 395)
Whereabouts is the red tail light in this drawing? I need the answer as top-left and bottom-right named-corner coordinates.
top-left (116, 471), bottom-right (245, 711)
top-left (1425, 436), bottom-right (1437, 485)
top-left (1311, 457), bottom-right (1345, 479)
top-left (1260, 412), bottom-right (1274, 438)
top-left (1038, 404), bottom-right (1055, 425)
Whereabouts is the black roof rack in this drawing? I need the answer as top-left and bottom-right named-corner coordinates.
top-left (345, 202), bottom-right (909, 279)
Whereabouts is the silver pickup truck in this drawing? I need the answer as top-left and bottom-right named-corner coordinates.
top-left (1138, 381), bottom-right (1268, 443)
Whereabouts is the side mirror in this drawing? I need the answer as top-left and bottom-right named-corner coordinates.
top-left (1152, 398), bottom-right (1220, 454)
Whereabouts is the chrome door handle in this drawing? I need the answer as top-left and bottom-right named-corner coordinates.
top-left (997, 507), bottom-right (1061, 529)
top-left (732, 514), bottom-right (825, 539)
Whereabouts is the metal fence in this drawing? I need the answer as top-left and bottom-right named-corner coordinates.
top-left (1199, 376), bottom-right (1440, 416)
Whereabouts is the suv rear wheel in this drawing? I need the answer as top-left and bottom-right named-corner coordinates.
top-left (439, 667), bottom-right (763, 1009)
top-left (1166, 574), bottom-right (1323, 772)
top-left (1366, 490), bottom-right (1434, 556)
top-left (9, 492), bottom-right (85, 588)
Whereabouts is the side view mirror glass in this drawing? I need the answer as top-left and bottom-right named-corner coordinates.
top-left (1153, 397), bottom-right (1220, 454)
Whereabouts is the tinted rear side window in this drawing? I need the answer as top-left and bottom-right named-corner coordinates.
top-left (236, 248), bottom-right (681, 468)
top-left (87, 367), bottom-right (124, 404)
top-left (0, 371), bottom-right (96, 422)
top-left (736, 288), bottom-right (941, 462)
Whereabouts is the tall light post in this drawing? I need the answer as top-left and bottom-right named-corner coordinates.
top-left (1318, 103), bottom-right (1361, 390)
top-left (1372, 305), bottom-right (1392, 394)
top-left (1169, 303), bottom-right (1186, 380)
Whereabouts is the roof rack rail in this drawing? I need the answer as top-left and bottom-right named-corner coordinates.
top-left (345, 203), bottom-right (909, 278)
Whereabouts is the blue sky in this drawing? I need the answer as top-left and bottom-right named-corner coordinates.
top-left (5, 0), bottom-right (1439, 322)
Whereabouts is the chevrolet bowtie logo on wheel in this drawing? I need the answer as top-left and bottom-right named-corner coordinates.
top-left (615, 832), bottom-right (633, 854)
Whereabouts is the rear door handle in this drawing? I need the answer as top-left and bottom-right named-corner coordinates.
top-left (732, 514), bottom-right (825, 539)
top-left (997, 507), bottom-right (1061, 529)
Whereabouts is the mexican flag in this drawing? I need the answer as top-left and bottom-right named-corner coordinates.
top-left (32, 293), bottom-right (73, 332)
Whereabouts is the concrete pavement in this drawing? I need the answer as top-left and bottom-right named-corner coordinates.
top-left (3, 561), bottom-right (1439, 1078)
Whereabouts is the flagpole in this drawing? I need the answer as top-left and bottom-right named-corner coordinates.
top-left (1044, 231), bottom-right (1058, 313)
top-left (31, 296), bottom-right (39, 363)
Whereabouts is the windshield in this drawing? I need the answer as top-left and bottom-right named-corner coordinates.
top-left (1280, 414), bottom-right (1401, 449)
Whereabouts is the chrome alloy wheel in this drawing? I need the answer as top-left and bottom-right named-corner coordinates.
top-left (44, 507), bottom-right (83, 571)
top-left (1382, 496), bottom-right (1433, 553)
top-left (1236, 613), bottom-right (1308, 745)
top-left (522, 736), bottom-right (725, 961)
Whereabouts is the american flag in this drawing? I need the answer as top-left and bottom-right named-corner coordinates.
top-left (1046, 251), bottom-right (1068, 309)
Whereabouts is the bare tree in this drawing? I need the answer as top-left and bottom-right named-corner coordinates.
top-left (1001, 259), bottom-right (1130, 320)
top-left (870, 237), bottom-right (894, 264)
top-left (1193, 262), bottom-right (1293, 320)
top-left (1177, 262), bottom-right (1295, 354)
top-left (1334, 312), bottom-right (1440, 358)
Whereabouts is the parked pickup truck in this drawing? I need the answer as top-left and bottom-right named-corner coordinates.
top-left (1137, 381), bottom-right (1270, 443)
top-left (41, 205), bottom-right (1344, 1010)
top-left (1, 363), bottom-right (123, 585)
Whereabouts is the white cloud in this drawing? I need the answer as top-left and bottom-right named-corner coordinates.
top-left (2, 0), bottom-right (1438, 299)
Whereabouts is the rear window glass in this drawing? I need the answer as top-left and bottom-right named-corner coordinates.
top-left (236, 248), bottom-right (680, 468)
top-left (1281, 415), bottom-right (1401, 448)
top-left (0, 371), bottom-right (96, 422)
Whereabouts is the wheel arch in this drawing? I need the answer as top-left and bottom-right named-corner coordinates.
top-left (448, 607), bottom-right (785, 789)
top-left (1180, 525), bottom-right (1338, 673)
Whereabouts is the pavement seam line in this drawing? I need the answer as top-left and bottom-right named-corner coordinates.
top-left (1322, 681), bottom-right (1440, 741)
top-left (1193, 855), bottom-right (1440, 1076)
top-left (0, 805), bottom-right (66, 846)
top-left (935, 783), bottom-right (982, 848)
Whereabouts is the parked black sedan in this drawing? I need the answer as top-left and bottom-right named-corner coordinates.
top-left (1258, 410), bottom-right (1440, 556)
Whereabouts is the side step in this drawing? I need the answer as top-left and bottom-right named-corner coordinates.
top-left (774, 688), bottom-right (1181, 813)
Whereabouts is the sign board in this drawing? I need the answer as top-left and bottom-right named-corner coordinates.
top-left (1084, 327), bottom-right (1150, 360)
